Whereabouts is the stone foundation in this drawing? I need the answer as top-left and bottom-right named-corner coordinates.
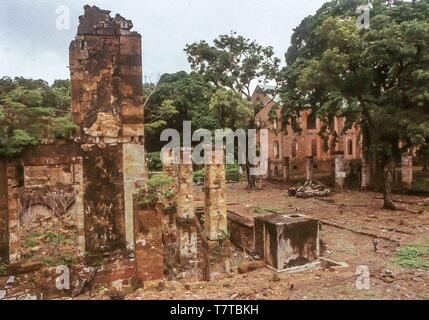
top-left (255, 214), bottom-right (319, 272)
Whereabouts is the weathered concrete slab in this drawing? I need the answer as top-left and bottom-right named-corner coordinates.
top-left (255, 213), bottom-right (319, 272)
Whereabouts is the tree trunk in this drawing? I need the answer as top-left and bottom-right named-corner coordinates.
top-left (423, 158), bottom-right (428, 172)
top-left (246, 164), bottom-right (257, 190)
top-left (383, 156), bottom-right (397, 210)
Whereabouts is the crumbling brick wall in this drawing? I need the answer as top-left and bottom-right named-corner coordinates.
top-left (0, 161), bottom-right (8, 263)
top-left (69, 5), bottom-right (145, 254)
top-left (2, 143), bottom-right (84, 264)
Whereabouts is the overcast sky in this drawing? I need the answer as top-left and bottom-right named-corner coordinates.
top-left (0, 0), bottom-right (328, 84)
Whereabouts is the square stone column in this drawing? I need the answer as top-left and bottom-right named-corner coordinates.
top-left (204, 147), bottom-right (227, 241)
top-left (283, 157), bottom-right (290, 182)
top-left (204, 147), bottom-right (230, 279)
top-left (6, 163), bottom-right (20, 263)
top-left (361, 157), bottom-right (370, 189)
top-left (334, 152), bottom-right (345, 191)
top-left (401, 154), bottom-right (413, 187)
top-left (69, 6), bottom-right (145, 254)
top-left (73, 158), bottom-right (86, 256)
top-left (177, 148), bottom-right (198, 271)
top-left (305, 156), bottom-right (314, 181)
top-left (0, 161), bottom-right (8, 264)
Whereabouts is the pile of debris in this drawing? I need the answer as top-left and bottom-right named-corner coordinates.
top-left (288, 180), bottom-right (331, 198)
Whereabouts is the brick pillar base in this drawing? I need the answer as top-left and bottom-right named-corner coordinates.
top-left (306, 156), bottom-right (314, 181)
top-left (401, 155), bottom-right (413, 187)
top-left (334, 152), bottom-right (345, 191)
top-left (283, 157), bottom-right (290, 182)
top-left (361, 157), bottom-right (370, 189)
top-left (133, 203), bottom-right (164, 281)
top-left (207, 239), bottom-right (231, 281)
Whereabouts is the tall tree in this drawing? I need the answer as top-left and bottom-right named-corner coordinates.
top-left (280, 0), bottom-right (429, 209)
top-left (185, 32), bottom-right (282, 188)
top-left (144, 71), bottom-right (217, 151)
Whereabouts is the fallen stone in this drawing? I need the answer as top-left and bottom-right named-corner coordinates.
top-left (7, 262), bottom-right (43, 275)
top-left (184, 282), bottom-right (207, 290)
top-left (238, 288), bottom-right (254, 297)
top-left (272, 273), bottom-right (280, 282)
top-left (238, 261), bottom-right (265, 274)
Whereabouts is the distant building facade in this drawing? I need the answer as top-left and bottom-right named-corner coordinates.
top-left (253, 86), bottom-right (362, 182)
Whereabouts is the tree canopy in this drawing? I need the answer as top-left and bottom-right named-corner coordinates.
top-left (144, 71), bottom-right (218, 151)
top-left (280, 0), bottom-right (429, 208)
top-left (0, 77), bottom-right (75, 157)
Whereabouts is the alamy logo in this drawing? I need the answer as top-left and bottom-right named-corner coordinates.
top-left (355, 265), bottom-right (370, 290)
top-left (161, 121), bottom-right (269, 176)
top-left (356, 5), bottom-right (370, 30)
top-left (56, 5), bottom-right (70, 30)
top-left (55, 265), bottom-right (70, 290)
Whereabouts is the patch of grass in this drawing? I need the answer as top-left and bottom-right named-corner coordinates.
top-left (45, 231), bottom-right (65, 244)
top-left (0, 263), bottom-right (7, 275)
top-left (41, 254), bottom-right (73, 267)
top-left (193, 169), bottom-right (205, 184)
top-left (393, 238), bottom-right (429, 269)
top-left (23, 231), bottom-right (41, 248)
top-left (253, 207), bottom-right (281, 214)
top-left (147, 173), bottom-right (174, 189)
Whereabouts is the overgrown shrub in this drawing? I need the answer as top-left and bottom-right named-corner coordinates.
top-left (137, 173), bottom-right (174, 209)
top-left (226, 163), bottom-right (240, 182)
top-left (147, 152), bottom-right (162, 172)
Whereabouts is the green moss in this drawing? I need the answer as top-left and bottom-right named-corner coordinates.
top-left (23, 231), bottom-right (41, 248)
top-left (392, 238), bottom-right (429, 269)
top-left (0, 263), bottom-right (7, 275)
top-left (147, 174), bottom-right (174, 189)
top-left (44, 231), bottom-right (65, 244)
top-left (253, 207), bottom-right (281, 214)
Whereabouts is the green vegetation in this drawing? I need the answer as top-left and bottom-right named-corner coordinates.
top-left (253, 207), bottom-right (281, 214)
top-left (147, 173), bottom-right (174, 190)
top-left (280, 0), bottom-right (429, 208)
top-left (45, 231), bottom-right (65, 245)
top-left (193, 163), bottom-right (240, 184)
top-left (23, 231), bottom-right (41, 248)
top-left (0, 263), bottom-right (7, 275)
top-left (41, 254), bottom-right (74, 267)
top-left (144, 72), bottom-right (218, 151)
top-left (0, 77), bottom-right (75, 157)
top-left (137, 173), bottom-right (175, 209)
top-left (147, 151), bottom-right (162, 172)
top-left (193, 168), bottom-right (205, 184)
top-left (393, 238), bottom-right (429, 269)
top-left (225, 163), bottom-right (240, 182)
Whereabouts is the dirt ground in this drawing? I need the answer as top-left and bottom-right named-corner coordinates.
top-left (127, 182), bottom-right (429, 300)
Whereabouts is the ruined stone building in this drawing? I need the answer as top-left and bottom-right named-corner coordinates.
top-left (0, 7), bottom-right (231, 289)
top-left (253, 85), bottom-right (362, 182)
top-left (0, 5), bottom-right (146, 274)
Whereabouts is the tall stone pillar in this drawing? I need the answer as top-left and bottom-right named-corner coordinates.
top-left (177, 148), bottom-right (198, 271)
top-left (204, 147), bottom-right (227, 240)
top-left (361, 157), bottom-right (370, 189)
top-left (401, 154), bottom-right (413, 187)
top-left (204, 147), bottom-right (230, 279)
top-left (6, 163), bottom-right (20, 263)
top-left (306, 156), bottom-right (314, 181)
top-left (283, 157), bottom-right (290, 182)
top-left (0, 161), bottom-right (9, 263)
top-left (334, 152), bottom-right (345, 191)
top-left (73, 158), bottom-right (86, 256)
top-left (160, 148), bottom-right (178, 212)
top-left (177, 148), bottom-right (194, 220)
top-left (70, 6), bottom-right (145, 254)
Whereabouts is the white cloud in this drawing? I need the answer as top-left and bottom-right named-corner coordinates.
top-left (0, 0), bottom-right (328, 83)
